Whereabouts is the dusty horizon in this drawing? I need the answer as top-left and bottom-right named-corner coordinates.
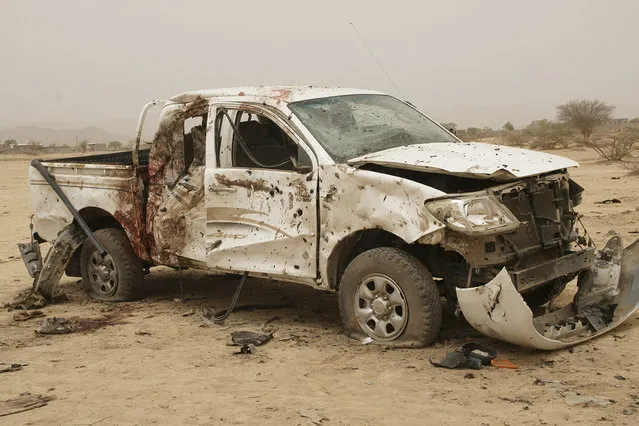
top-left (1, 0), bottom-right (638, 135)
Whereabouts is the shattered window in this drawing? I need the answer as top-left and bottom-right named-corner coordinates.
top-left (289, 94), bottom-right (458, 162)
top-left (215, 109), bottom-right (312, 172)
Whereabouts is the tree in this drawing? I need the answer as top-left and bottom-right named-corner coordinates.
top-left (503, 121), bottom-right (514, 131)
top-left (556, 100), bottom-right (615, 139)
top-left (79, 139), bottom-right (89, 153)
top-left (107, 140), bottom-right (123, 151)
top-left (3, 139), bottom-right (17, 148)
top-left (526, 120), bottom-right (573, 149)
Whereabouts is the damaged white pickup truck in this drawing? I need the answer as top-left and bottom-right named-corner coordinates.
top-left (19, 87), bottom-right (639, 349)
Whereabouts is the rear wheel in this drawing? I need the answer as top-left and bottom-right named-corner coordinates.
top-left (80, 228), bottom-right (143, 301)
top-left (338, 247), bottom-right (442, 347)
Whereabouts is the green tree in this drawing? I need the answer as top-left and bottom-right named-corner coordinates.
top-left (557, 100), bottom-right (614, 139)
top-left (503, 121), bottom-right (514, 131)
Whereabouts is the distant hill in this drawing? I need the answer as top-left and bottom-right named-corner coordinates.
top-left (0, 126), bottom-right (132, 145)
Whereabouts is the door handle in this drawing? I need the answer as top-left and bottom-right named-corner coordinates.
top-left (208, 185), bottom-right (237, 194)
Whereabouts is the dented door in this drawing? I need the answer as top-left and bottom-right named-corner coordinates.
top-left (204, 168), bottom-right (317, 281)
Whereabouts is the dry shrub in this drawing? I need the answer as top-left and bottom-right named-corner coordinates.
top-left (583, 126), bottom-right (639, 160)
top-left (500, 131), bottom-right (531, 147)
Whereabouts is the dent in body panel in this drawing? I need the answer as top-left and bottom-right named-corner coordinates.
top-left (318, 164), bottom-right (446, 288)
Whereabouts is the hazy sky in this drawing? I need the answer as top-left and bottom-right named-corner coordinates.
top-left (1, 0), bottom-right (638, 135)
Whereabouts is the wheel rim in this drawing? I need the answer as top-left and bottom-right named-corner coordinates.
top-left (353, 273), bottom-right (408, 341)
top-left (87, 250), bottom-right (118, 297)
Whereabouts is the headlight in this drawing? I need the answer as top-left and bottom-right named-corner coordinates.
top-left (425, 195), bottom-right (519, 235)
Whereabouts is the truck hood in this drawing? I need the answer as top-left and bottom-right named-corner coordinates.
top-left (347, 142), bottom-right (579, 180)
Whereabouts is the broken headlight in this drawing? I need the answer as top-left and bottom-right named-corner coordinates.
top-left (425, 195), bottom-right (519, 235)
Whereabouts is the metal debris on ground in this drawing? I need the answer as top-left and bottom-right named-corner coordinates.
top-left (361, 337), bottom-right (374, 345)
top-left (230, 331), bottom-right (273, 347)
top-left (0, 363), bottom-right (26, 374)
top-left (564, 392), bottom-right (612, 407)
top-left (5, 290), bottom-right (48, 310)
top-left (12, 310), bottom-right (45, 322)
top-left (614, 375), bottom-right (626, 380)
top-left (595, 198), bottom-right (622, 204)
top-left (135, 331), bottom-right (151, 336)
top-left (430, 342), bottom-right (497, 370)
top-left (233, 344), bottom-right (256, 355)
top-left (0, 393), bottom-right (55, 418)
top-left (35, 317), bottom-right (75, 335)
top-left (299, 407), bottom-right (328, 425)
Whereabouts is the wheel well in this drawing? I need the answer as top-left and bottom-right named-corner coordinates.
top-left (75, 207), bottom-right (122, 231)
top-left (327, 229), bottom-right (405, 289)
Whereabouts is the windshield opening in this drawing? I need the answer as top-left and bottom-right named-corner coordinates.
top-left (288, 94), bottom-right (458, 162)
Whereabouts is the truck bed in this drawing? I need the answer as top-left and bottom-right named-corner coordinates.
top-left (45, 149), bottom-right (150, 165)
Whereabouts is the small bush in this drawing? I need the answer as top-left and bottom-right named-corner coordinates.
top-left (583, 125), bottom-right (639, 160)
top-left (500, 131), bottom-right (531, 147)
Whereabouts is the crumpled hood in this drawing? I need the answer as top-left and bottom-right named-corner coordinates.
top-left (347, 142), bottom-right (579, 180)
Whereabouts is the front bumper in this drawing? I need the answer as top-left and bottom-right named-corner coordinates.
top-left (457, 236), bottom-right (639, 350)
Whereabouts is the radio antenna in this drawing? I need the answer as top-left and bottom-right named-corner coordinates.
top-left (348, 20), bottom-right (404, 98)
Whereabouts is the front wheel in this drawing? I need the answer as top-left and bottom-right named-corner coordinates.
top-left (80, 228), bottom-right (143, 302)
top-left (338, 247), bottom-right (442, 347)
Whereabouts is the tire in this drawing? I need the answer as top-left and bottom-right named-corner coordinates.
top-left (522, 278), bottom-right (568, 307)
top-left (80, 228), bottom-right (143, 302)
top-left (338, 247), bottom-right (442, 347)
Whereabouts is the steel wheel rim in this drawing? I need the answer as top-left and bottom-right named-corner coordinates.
top-left (88, 250), bottom-right (118, 297)
top-left (353, 273), bottom-right (408, 341)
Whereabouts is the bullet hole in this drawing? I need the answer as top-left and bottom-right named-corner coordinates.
top-left (303, 252), bottom-right (309, 260)
top-left (293, 265), bottom-right (300, 270)
top-left (302, 237), bottom-right (308, 243)
top-left (247, 170), bottom-right (253, 175)
top-left (334, 173), bottom-right (340, 179)
top-left (310, 189), bottom-right (314, 194)
top-left (269, 190), bottom-right (275, 197)
top-left (296, 208), bottom-right (303, 216)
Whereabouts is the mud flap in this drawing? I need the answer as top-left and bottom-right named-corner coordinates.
top-left (456, 237), bottom-right (639, 350)
top-left (31, 224), bottom-right (86, 300)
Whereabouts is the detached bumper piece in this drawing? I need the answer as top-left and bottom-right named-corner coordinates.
top-left (457, 236), bottom-right (639, 350)
top-left (18, 224), bottom-right (86, 300)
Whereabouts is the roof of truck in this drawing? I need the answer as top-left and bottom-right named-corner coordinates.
top-left (169, 86), bottom-right (386, 104)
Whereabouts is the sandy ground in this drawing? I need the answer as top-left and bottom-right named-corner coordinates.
top-left (0, 149), bottom-right (638, 425)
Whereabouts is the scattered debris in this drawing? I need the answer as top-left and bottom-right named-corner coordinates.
top-left (0, 363), bottom-right (26, 374)
top-left (230, 331), bottom-right (273, 347)
top-left (5, 290), bottom-right (47, 310)
top-left (595, 198), bottom-right (622, 204)
top-left (0, 393), bottom-right (55, 418)
top-left (534, 378), bottom-right (562, 386)
top-left (611, 177), bottom-right (621, 180)
top-left (464, 373), bottom-right (475, 379)
top-left (614, 375), bottom-right (626, 381)
top-left (499, 396), bottom-right (533, 405)
top-left (564, 392), bottom-right (612, 407)
top-left (491, 359), bottom-right (520, 369)
top-left (361, 337), bottom-right (374, 345)
top-left (135, 331), bottom-right (151, 336)
top-left (431, 342), bottom-right (497, 370)
top-left (35, 317), bottom-right (75, 334)
top-left (13, 310), bottom-right (45, 322)
top-left (299, 407), bottom-right (328, 425)
top-left (182, 309), bottom-right (195, 317)
top-left (233, 344), bottom-right (256, 355)
top-left (623, 408), bottom-right (636, 415)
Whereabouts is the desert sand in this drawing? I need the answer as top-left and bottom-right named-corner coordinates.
top-left (0, 149), bottom-right (637, 425)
